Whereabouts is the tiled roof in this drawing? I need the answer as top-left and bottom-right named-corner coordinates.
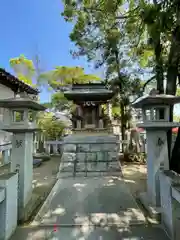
top-left (0, 68), bottom-right (39, 95)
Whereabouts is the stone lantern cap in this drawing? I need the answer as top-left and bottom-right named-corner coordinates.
top-left (0, 97), bottom-right (46, 111)
top-left (132, 93), bottom-right (180, 109)
top-left (132, 89), bottom-right (180, 129)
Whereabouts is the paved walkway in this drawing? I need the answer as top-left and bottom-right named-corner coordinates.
top-left (11, 225), bottom-right (169, 239)
top-left (11, 161), bottom-right (170, 239)
top-left (32, 176), bottom-right (146, 227)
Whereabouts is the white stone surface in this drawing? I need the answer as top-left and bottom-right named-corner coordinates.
top-left (0, 173), bottom-right (18, 240)
top-left (10, 133), bottom-right (34, 217)
top-left (146, 130), bottom-right (168, 206)
top-left (159, 171), bottom-right (174, 239)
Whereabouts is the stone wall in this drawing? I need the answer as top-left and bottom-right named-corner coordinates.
top-left (0, 172), bottom-right (18, 240)
top-left (159, 170), bottom-right (180, 240)
top-left (58, 135), bottom-right (120, 176)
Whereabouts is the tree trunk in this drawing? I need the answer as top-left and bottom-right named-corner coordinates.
top-left (166, 68), bottom-right (177, 164)
top-left (114, 50), bottom-right (125, 150)
top-left (153, 0), bottom-right (164, 94)
top-left (170, 128), bottom-right (180, 173)
top-left (155, 39), bottom-right (164, 93)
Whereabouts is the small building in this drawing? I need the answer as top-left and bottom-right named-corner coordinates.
top-left (64, 83), bottom-right (114, 132)
top-left (58, 82), bottom-right (120, 177)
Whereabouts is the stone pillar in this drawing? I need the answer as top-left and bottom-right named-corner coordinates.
top-left (2, 150), bottom-right (9, 164)
top-left (10, 132), bottom-right (34, 218)
top-left (146, 130), bottom-right (169, 206)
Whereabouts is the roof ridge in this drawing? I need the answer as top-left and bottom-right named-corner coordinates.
top-left (0, 68), bottom-right (39, 94)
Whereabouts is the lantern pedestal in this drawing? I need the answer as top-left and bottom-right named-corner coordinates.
top-left (146, 130), bottom-right (169, 206)
top-left (138, 128), bottom-right (170, 220)
top-left (0, 95), bottom-right (46, 221)
top-left (132, 93), bottom-right (180, 220)
top-left (11, 132), bottom-right (34, 218)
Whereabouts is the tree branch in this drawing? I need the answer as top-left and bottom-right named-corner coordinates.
top-left (142, 75), bottom-right (156, 92)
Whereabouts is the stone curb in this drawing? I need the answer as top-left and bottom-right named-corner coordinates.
top-left (31, 178), bottom-right (60, 226)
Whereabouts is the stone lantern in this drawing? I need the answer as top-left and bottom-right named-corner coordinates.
top-left (132, 92), bottom-right (180, 216)
top-left (0, 93), bottom-right (46, 219)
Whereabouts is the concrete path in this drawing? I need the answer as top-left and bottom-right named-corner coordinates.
top-left (11, 162), bottom-right (170, 239)
top-left (11, 174), bottom-right (170, 239)
top-left (32, 176), bottom-right (146, 227)
top-left (11, 225), bottom-right (169, 239)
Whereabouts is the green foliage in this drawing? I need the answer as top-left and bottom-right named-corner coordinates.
top-left (173, 115), bottom-right (180, 122)
top-left (112, 106), bottom-right (120, 117)
top-left (61, 0), bottom-right (180, 164)
top-left (176, 88), bottom-right (180, 97)
top-left (51, 92), bottom-right (74, 112)
top-left (37, 112), bottom-right (65, 140)
top-left (9, 54), bottom-right (36, 86)
top-left (39, 66), bottom-right (101, 90)
top-left (61, 0), bottom-right (146, 138)
top-left (38, 66), bottom-right (101, 113)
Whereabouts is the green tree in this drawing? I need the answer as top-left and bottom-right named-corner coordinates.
top-left (61, 0), bottom-right (180, 170)
top-left (38, 66), bottom-right (101, 113)
top-left (39, 66), bottom-right (101, 89)
top-left (10, 54), bottom-right (36, 86)
top-left (37, 112), bottom-right (66, 140)
top-left (61, 0), bottom-right (144, 143)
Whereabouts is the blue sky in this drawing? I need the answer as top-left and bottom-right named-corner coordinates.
top-left (1, 0), bottom-right (180, 115)
top-left (0, 0), bottom-right (101, 102)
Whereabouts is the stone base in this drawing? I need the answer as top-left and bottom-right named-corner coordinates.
top-left (58, 134), bottom-right (120, 177)
top-left (138, 192), bottom-right (161, 221)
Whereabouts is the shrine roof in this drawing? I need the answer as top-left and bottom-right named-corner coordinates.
top-left (64, 82), bottom-right (114, 101)
top-left (0, 68), bottom-right (39, 95)
top-left (132, 94), bottom-right (180, 108)
top-left (0, 97), bottom-right (46, 111)
top-left (71, 82), bottom-right (106, 89)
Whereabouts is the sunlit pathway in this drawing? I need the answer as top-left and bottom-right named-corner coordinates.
top-left (32, 176), bottom-right (146, 227)
top-left (11, 225), bottom-right (170, 240)
top-left (11, 175), bottom-right (170, 239)
top-left (11, 176), bottom-right (170, 240)
top-left (11, 156), bottom-right (170, 239)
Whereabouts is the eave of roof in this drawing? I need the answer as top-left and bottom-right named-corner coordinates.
top-left (0, 68), bottom-right (39, 95)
